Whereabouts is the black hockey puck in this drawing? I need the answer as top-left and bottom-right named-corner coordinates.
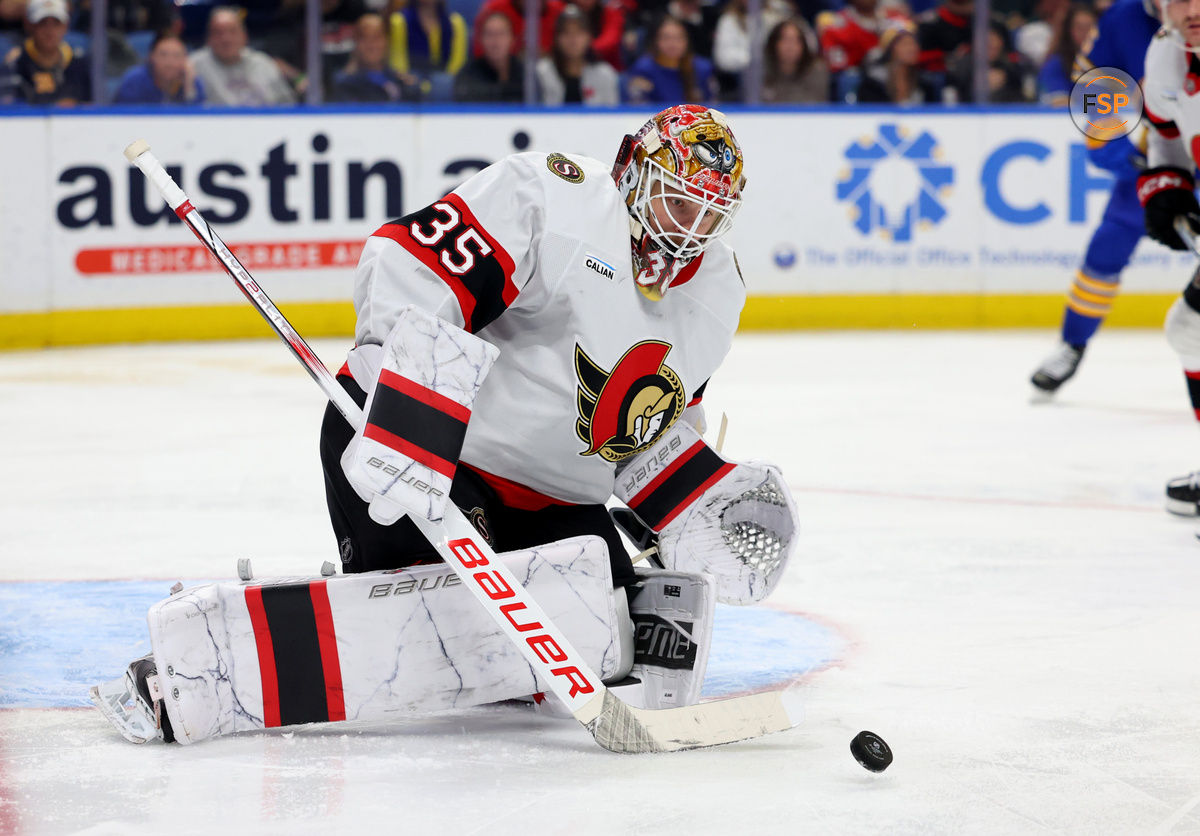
top-left (850, 730), bottom-right (892, 772)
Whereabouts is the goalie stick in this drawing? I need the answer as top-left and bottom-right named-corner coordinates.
top-left (123, 139), bottom-right (803, 753)
top-left (1177, 217), bottom-right (1200, 253)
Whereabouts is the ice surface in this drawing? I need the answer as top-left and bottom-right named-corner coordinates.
top-left (3, 330), bottom-right (1200, 834)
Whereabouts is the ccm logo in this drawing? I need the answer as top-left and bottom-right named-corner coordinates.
top-left (448, 538), bottom-right (594, 699)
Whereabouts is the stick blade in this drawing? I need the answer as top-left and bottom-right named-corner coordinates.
top-left (580, 688), bottom-right (802, 754)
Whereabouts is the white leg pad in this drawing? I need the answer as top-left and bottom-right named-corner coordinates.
top-left (1165, 296), bottom-right (1200, 367)
top-left (149, 536), bottom-right (626, 744)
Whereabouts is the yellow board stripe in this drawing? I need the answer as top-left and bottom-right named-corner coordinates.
top-left (734, 293), bottom-right (1174, 330)
top-left (0, 294), bottom-right (1179, 351)
top-left (0, 302), bottom-right (356, 350)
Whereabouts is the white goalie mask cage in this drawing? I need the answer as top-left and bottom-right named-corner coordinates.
top-left (629, 156), bottom-right (743, 265)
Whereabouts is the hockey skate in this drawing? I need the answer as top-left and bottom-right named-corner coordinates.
top-left (1031, 342), bottom-right (1085, 394)
top-left (90, 654), bottom-right (175, 744)
top-left (1166, 472), bottom-right (1200, 516)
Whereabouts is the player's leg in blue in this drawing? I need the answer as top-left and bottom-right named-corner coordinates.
top-left (1031, 179), bottom-right (1142, 394)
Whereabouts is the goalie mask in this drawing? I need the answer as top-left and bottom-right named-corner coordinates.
top-left (612, 105), bottom-right (746, 300)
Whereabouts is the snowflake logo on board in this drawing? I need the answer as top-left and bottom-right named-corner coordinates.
top-left (834, 124), bottom-right (954, 242)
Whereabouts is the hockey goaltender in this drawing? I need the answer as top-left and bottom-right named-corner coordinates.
top-left (92, 105), bottom-right (800, 746)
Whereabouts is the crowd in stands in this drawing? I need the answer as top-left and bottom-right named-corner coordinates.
top-left (0, 0), bottom-right (1115, 106)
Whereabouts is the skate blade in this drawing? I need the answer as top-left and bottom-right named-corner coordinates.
top-left (90, 675), bottom-right (159, 744)
top-left (1028, 386), bottom-right (1057, 405)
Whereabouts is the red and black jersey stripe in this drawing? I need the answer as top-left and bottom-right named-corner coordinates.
top-left (1184, 370), bottom-right (1200, 421)
top-left (1145, 104), bottom-right (1181, 139)
top-left (372, 192), bottom-right (518, 334)
top-left (627, 440), bottom-right (736, 531)
top-left (364, 369), bottom-right (470, 479)
top-left (245, 580), bottom-right (346, 728)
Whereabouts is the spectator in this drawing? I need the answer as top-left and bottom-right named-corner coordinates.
top-left (946, 18), bottom-right (1034, 101)
top-left (73, 0), bottom-right (177, 35)
top-left (191, 6), bottom-right (297, 106)
top-left (332, 11), bottom-right (419, 100)
top-left (817, 0), bottom-right (907, 73)
top-left (535, 4), bottom-right (619, 104)
top-left (568, 0), bottom-right (625, 69)
top-left (856, 24), bottom-right (939, 102)
top-left (712, 0), bottom-right (791, 96)
top-left (3, 0), bottom-right (90, 104)
top-left (1037, 3), bottom-right (1094, 106)
top-left (388, 0), bottom-right (467, 77)
top-left (1014, 0), bottom-right (1068, 66)
top-left (624, 14), bottom-right (716, 104)
top-left (471, 0), bottom-right (565, 57)
top-left (761, 16), bottom-right (829, 102)
top-left (665, 0), bottom-right (719, 59)
top-left (1, 0), bottom-right (27, 34)
top-left (455, 10), bottom-right (523, 101)
top-left (915, 0), bottom-right (971, 73)
top-left (113, 30), bottom-right (204, 103)
top-left (262, 0), bottom-right (370, 94)
top-left (72, 0), bottom-right (175, 81)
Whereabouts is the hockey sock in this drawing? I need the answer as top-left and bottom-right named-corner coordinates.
top-left (1061, 270), bottom-right (1119, 347)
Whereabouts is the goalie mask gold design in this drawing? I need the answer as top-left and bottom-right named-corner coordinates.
top-left (612, 105), bottom-right (746, 300)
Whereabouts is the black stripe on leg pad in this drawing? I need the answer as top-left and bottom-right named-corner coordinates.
top-left (1186, 374), bottom-right (1200, 411)
top-left (259, 583), bottom-right (329, 726)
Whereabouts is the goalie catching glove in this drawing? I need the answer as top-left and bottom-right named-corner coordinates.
top-left (614, 418), bottom-right (798, 604)
top-left (341, 305), bottom-right (499, 524)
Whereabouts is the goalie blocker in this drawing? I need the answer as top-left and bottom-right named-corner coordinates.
top-left (92, 536), bottom-right (718, 744)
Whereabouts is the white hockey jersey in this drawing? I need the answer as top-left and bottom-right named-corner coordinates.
top-left (1143, 31), bottom-right (1200, 169)
top-left (343, 151), bottom-right (746, 506)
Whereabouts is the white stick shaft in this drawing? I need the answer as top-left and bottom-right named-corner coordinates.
top-left (125, 141), bottom-right (188, 210)
top-left (1176, 217), bottom-right (1198, 253)
top-left (123, 140), bottom-right (362, 427)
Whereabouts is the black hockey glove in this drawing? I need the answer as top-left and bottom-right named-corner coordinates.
top-left (1137, 166), bottom-right (1200, 251)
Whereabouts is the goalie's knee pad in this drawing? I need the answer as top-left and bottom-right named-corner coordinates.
top-left (624, 568), bottom-right (716, 710)
top-left (1166, 296), bottom-right (1200, 367)
top-left (142, 536), bottom-right (628, 743)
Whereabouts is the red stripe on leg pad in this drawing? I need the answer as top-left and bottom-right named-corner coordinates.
top-left (308, 581), bottom-right (345, 722)
top-left (377, 368), bottom-right (471, 423)
top-left (244, 586), bottom-right (281, 728)
top-left (363, 424), bottom-right (458, 479)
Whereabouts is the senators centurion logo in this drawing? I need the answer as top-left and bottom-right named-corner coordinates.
top-left (575, 340), bottom-right (685, 462)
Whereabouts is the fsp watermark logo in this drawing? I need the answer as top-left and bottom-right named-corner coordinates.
top-left (835, 124), bottom-right (954, 242)
top-left (1069, 67), bottom-right (1143, 140)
